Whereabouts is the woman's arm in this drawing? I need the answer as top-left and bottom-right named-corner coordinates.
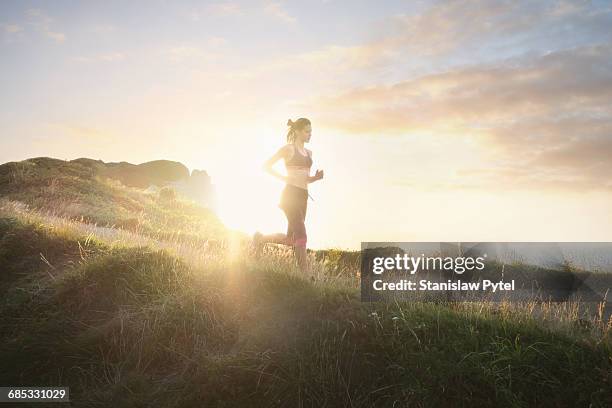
top-left (306, 150), bottom-right (324, 183)
top-left (263, 145), bottom-right (290, 182)
top-left (308, 169), bottom-right (324, 183)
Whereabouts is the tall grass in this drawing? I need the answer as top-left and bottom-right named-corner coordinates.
top-left (0, 159), bottom-right (610, 406)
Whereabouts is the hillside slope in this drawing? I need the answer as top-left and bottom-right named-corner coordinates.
top-left (0, 158), bottom-right (610, 407)
top-left (0, 157), bottom-right (224, 244)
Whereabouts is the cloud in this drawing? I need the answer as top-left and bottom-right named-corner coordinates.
top-left (384, 0), bottom-right (611, 56)
top-left (163, 38), bottom-right (227, 62)
top-left (242, 43), bottom-right (391, 80)
top-left (263, 0), bottom-right (612, 81)
top-left (50, 123), bottom-right (117, 139)
top-left (217, 0), bottom-right (612, 105)
top-left (166, 45), bottom-right (203, 61)
top-left (25, 8), bottom-right (52, 25)
top-left (2, 23), bottom-right (23, 34)
top-left (38, 123), bottom-right (121, 149)
top-left (189, 1), bottom-right (295, 24)
top-left (206, 36), bottom-right (228, 47)
top-left (480, 118), bottom-right (612, 191)
top-left (208, 1), bottom-right (242, 16)
top-left (89, 24), bottom-right (117, 34)
top-left (264, 1), bottom-right (296, 24)
top-left (387, 0), bottom-right (519, 55)
top-left (25, 8), bottom-right (66, 43)
top-left (188, 1), bottom-right (242, 20)
top-left (73, 52), bottom-right (125, 63)
top-left (45, 31), bottom-right (65, 43)
top-left (304, 44), bottom-right (612, 191)
top-left (309, 44), bottom-right (612, 131)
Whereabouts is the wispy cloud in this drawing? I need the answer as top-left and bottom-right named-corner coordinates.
top-left (309, 44), bottom-right (612, 131)
top-left (45, 31), bottom-right (65, 43)
top-left (1, 23), bottom-right (23, 34)
top-left (25, 8), bottom-right (66, 43)
top-left (188, 1), bottom-right (242, 20)
top-left (4, 1), bottom-right (612, 194)
top-left (264, 1), bottom-right (296, 24)
top-left (47, 123), bottom-right (118, 140)
top-left (25, 8), bottom-right (52, 25)
top-left (264, 0), bottom-right (612, 80)
top-left (163, 37), bottom-right (228, 62)
top-left (305, 44), bottom-right (612, 191)
top-left (209, 1), bottom-right (242, 16)
top-left (89, 24), bottom-right (117, 34)
top-left (384, 0), bottom-right (611, 56)
top-left (72, 52), bottom-right (125, 63)
top-left (166, 45), bottom-right (203, 61)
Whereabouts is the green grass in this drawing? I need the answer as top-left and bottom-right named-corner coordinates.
top-left (0, 157), bottom-right (226, 243)
top-left (0, 157), bottom-right (611, 407)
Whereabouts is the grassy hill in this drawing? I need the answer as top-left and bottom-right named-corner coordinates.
top-left (0, 157), bottom-right (225, 244)
top-left (0, 158), bottom-right (610, 407)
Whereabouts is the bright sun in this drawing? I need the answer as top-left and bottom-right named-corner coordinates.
top-left (211, 132), bottom-right (288, 236)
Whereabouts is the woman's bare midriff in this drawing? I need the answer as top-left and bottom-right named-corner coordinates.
top-left (286, 166), bottom-right (309, 190)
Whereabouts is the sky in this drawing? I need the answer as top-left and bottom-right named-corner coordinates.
top-left (1, 0), bottom-right (612, 250)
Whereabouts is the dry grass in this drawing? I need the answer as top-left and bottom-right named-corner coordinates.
top-left (0, 160), bottom-right (610, 406)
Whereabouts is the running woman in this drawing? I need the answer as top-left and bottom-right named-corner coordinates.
top-left (254, 118), bottom-right (324, 274)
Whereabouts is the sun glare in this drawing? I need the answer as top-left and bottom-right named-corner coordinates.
top-left (210, 128), bottom-right (288, 237)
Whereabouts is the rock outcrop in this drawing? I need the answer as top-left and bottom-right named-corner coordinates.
top-left (70, 158), bottom-right (215, 210)
top-left (169, 169), bottom-right (216, 211)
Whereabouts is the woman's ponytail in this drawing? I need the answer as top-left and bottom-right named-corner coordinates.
top-left (286, 118), bottom-right (310, 143)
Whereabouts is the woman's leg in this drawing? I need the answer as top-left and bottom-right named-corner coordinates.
top-left (252, 231), bottom-right (289, 257)
top-left (253, 232), bottom-right (307, 274)
top-left (256, 186), bottom-right (310, 274)
top-left (292, 216), bottom-right (309, 274)
top-left (294, 242), bottom-right (308, 274)
top-left (258, 232), bottom-right (291, 246)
